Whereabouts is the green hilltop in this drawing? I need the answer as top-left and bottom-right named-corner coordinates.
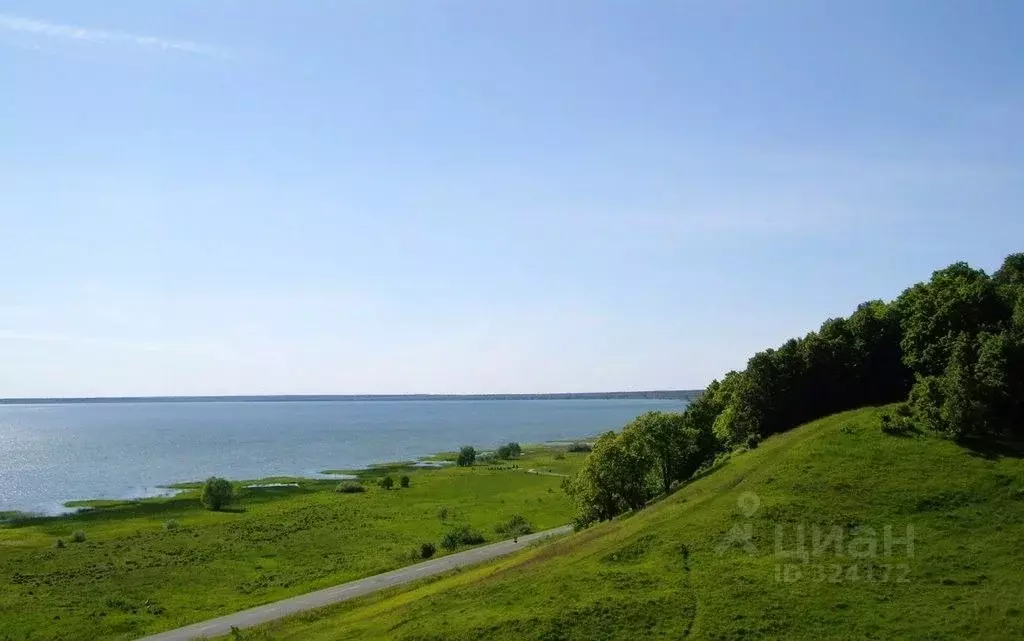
top-left (227, 252), bottom-right (1024, 640)
top-left (234, 406), bottom-right (1024, 640)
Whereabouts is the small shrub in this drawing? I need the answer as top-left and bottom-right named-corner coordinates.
top-left (336, 482), bottom-right (366, 493)
top-left (441, 523), bottom-right (486, 550)
top-left (567, 442), bottom-right (592, 453)
top-left (554, 453), bottom-right (566, 460)
top-left (378, 475), bottom-right (394, 490)
top-left (496, 442), bottom-right (522, 460)
top-left (105, 595), bottom-right (133, 612)
top-left (420, 542), bottom-right (436, 559)
top-left (54, 538), bottom-right (65, 549)
top-left (456, 446), bottom-right (476, 467)
top-left (495, 514), bottom-right (533, 538)
top-left (163, 519), bottom-right (181, 531)
top-left (438, 506), bottom-right (450, 522)
top-left (440, 530), bottom-right (460, 551)
top-left (71, 530), bottom-right (87, 543)
top-left (880, 405), bottom-right (920, 436)
top-left (400, 475), bottom-right (410, 488)
top-left (201, 476), bottom-right (234, 511)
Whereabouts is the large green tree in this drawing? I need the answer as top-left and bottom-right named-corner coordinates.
top-left (565, 429), bottom-right (652, 527)
top-left (627, 411), bottom-right (711, 495)
top-left (895, 262), bottom-right (1007, 376)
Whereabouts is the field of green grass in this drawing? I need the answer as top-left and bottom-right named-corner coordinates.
top-left (0, 446), bottom-right (585, 641)
top-left (226, 406), bottom-right (1024, 640)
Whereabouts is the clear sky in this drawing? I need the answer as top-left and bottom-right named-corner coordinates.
top-left (1, 1), bottom-right (1022, 397)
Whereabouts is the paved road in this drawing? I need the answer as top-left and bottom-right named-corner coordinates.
top-left (138, 525), bottom-right (573, 641)
top-left (525, 468), bottom-right (569, 477)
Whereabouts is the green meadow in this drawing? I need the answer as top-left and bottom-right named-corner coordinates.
top-left (223, 406), bottom-right (1024, 640)
top-left (0, 446), bottom-right (584, 641)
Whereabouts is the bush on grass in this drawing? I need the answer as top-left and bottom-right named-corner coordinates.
top-left (201, 476), bottom-right (234, 511)
top-left (495, 514), bottom-right (534, 538)
top-left (457, 446), bottom-right (477, 467)
top-left (441, 524), bottom-right (486, 551)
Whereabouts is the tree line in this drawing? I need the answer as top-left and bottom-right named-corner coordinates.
top-left (566, 252), bottom-right (1024, 527)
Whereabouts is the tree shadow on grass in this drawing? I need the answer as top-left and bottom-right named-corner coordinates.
top-left (238, 485), bottom-right (321, 505)
top-left (961, 436), bottom-right (1024, 461)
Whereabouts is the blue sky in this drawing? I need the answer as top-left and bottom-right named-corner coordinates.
top-left (1, 1), bottom-right (1022, 397)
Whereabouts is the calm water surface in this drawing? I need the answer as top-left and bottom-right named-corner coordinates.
top-left (0, 399), bottom-right (684, 514)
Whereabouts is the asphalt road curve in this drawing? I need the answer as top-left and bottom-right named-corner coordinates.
top-left (137, 525), bottom-right (573, 641)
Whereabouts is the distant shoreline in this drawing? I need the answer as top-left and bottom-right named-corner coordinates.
top-left (0, 439), bottom-right (580, 521)
top-left (0, 390), bottom-right (702, 405)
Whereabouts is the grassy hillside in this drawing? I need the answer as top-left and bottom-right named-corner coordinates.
top-left (0, 447), bottom-right (582, 641)
top-left (231, 406), bottom-right (1024, 640)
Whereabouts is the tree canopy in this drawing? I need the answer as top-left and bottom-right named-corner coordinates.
top-left (496, 442), bottom-right (522, 460)
top-left (200, 477), bottom-right (234, 511)
top-left (456, 446), bottom-right (476, 467)
top-left (566, 252), bottom-right (1024, 528)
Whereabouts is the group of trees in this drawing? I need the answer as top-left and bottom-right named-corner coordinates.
top-left (564, 411), bottom-right (717, 527)
top-left (702, 253), bottom-right (1024, 447)
top-left (900, 257), bottom-right (1024, 439)
top-left (567, 253), bottom-right (1024, 528)
top-left (496, 442), bottom-right (522, 460)
top-left (378, 474), bottom-right (411, 489)
top-left (705, 298), bottom-right (913, 449)
top-left (455, 442), bottom-right (521, 466)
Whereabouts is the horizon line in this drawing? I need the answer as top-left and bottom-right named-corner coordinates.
top-left (0, 390), bottom-right (703, 404)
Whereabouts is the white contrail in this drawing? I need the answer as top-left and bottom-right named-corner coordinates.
top-left (0, 14), bottom-right (229, 58)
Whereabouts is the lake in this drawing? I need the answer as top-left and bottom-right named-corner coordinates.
top-left (0, 398), bottom-right (685, 515)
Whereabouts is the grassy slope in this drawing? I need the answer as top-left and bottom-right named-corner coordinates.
top-left (0, 447), bottom-right (583, 641)
top-left (234, 407), bottom-right (1024, 640)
